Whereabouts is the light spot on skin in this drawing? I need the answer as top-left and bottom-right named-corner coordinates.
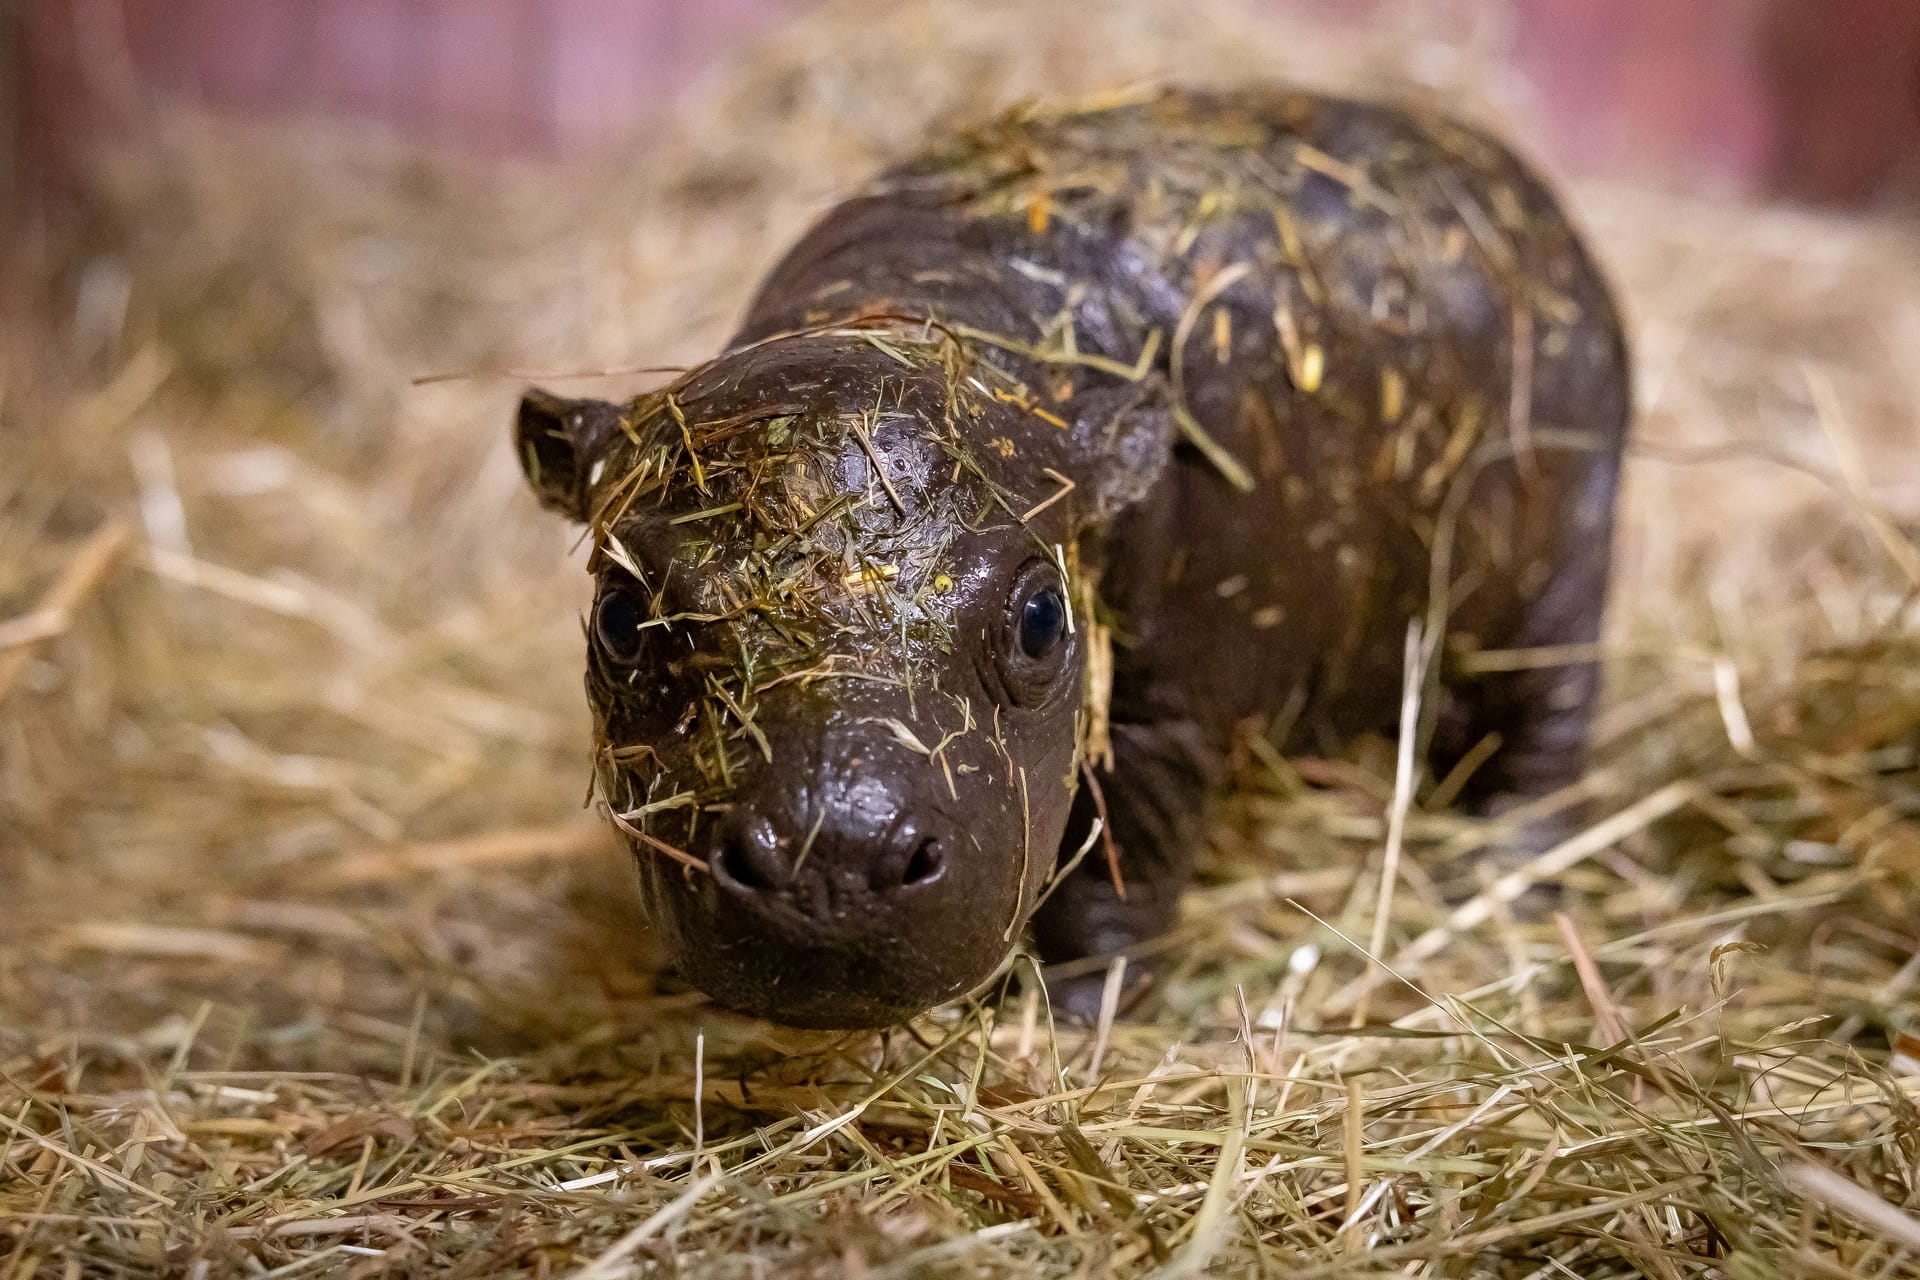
top-left (1215, 575), bottom-right (1250, 599)
top-left (1027, 192), bottom-right (1051, 234)
top-left (1251, 605), bottom-right (1286, 629)
top-left (1299, 343), bottom-right (1325, 393)
top-left (1380, 367), bottom-right (1405, 423)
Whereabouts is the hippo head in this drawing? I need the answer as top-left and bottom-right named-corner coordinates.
top-left (515, 326), bottom-right (1172, 1027)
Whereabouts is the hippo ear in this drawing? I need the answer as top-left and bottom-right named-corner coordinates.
top-left (1065, 375), bottom-right (1178, 520)
top-left (515, 389), bottom-right (623, 521)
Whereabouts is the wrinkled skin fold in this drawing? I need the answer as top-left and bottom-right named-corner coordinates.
top-left (515, 88), bottom-right (1630, 1028)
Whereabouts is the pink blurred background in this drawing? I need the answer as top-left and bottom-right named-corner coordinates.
top-left (7, 0), bottom-right (1920, 213)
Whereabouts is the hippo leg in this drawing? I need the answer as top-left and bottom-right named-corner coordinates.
top-left (1434, 472), bottom-right (1619, 883)
top-left (1031, 719), bottom-right (1223, 1021)
top-left (1440, 647), bottom-right (1598, 847)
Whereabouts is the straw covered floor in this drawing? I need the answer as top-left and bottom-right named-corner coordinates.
top-left (3, 1), bottom-right (1918, 1274)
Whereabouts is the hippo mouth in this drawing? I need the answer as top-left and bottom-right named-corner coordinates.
top-left (665, 913), bottom-right (1003, 1029)
top-left (644, 868), bottom-right (1018, 1028)
top-left (629, 798), bottom-right (1027, 1028)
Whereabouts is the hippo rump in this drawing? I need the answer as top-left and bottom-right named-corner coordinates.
top-left (514, 88), bottom-right (1630, 1028)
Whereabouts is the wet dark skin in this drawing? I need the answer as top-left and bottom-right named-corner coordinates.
top-left (515, 89), bottom-right (1630, 1028)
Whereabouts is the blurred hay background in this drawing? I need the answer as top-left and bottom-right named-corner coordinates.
top-left (3, 0), bottom-right (1918, 1274)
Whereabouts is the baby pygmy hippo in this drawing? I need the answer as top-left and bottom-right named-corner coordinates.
top-left (515, 89), bottom-right (1629, 1028)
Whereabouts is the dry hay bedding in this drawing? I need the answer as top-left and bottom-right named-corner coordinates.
top-left (2, 1), bottom-right (1918, 1275)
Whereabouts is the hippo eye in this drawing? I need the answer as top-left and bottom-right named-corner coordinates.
top-left (997, 560), bottom-right (1073, 705)
top-left (594, 587), bottom-right (649, 664)
top-left (1018, 586), bottom-right (1067, 660)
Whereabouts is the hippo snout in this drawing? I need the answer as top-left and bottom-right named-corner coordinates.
top-left (709, 794), bottom-right (949, 916)
top-left (633, 730), bottom-right (1031, 1029)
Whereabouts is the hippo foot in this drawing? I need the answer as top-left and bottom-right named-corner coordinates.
top-left (1040, 957), bottom-right (1154, 1025)
top-left (1464, 798), bottom-right (1578, 921)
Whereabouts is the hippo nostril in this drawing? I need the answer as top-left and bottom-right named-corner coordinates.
top-left (718, 841), bottom-right (775, 891)
top-left (900, 837), bottom-right (944, 888)
top-left (713, 814), bottom-right (790, 893)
